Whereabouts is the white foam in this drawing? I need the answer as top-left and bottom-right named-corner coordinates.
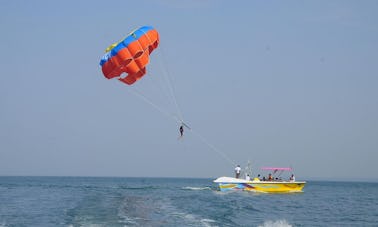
top-left (201, 218), bottom-right (218, 227)
top-left (182, 186), bottom-right (212, 191)
top-left (181, 214), bottom-right (217, 227)
top-left (258, 219), bottom-right (292, 227)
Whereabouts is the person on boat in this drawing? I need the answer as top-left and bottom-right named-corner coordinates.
top-left (179, 125), bottom-right (184, 137)
top-left (253, 174), bottom-right (260, 181)
top-left (245, 174), bottom-right (251, 181)
top-left (268, 173), bottom-right (273, 181)
top-left (235, 165), bottom-right (241, 178)
top-left (290, 174), bottom-right (295, 182)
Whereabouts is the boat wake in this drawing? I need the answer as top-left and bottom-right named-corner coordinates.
top-left (117, 195), bottom-right (218, 226)
top-left (181, 186), bottom-right (212, 191)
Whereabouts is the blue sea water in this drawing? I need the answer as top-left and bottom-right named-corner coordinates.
top-left (0, 177), bottom-right (377, 227)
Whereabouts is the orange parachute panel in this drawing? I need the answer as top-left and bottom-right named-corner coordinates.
top-left (99, 26), bottom-right (159, 85)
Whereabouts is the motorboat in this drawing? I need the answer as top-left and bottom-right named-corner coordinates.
top-left (214, 167), bottom-right (306, 193)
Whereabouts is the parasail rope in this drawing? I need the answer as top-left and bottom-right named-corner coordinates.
top-left (156, 45), bottom-right (185, 124)
top-left (140, 28), bottom-right (185, 124)
top-left (126, 85), bottom-right (236, 167)
top-left (151, 47), bottom-right (236, 165)
top-left (126, 87), bottom-right (182, 124)
top-left (189, 128), bottom-right (236, 166)
top-left (154, 47), bottom-right (236, 166)
top-left (152, 45), bottom-right (236, 167)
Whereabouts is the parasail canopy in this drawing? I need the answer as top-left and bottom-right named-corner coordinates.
top-left (99, 26), bottom-right (159, 85)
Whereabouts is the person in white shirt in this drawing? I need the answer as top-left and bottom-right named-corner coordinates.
top-left (290, 174), bottom-right (295, 182)
top-left (245, 174), bottom-right (251, 181)
top-left (235, 165), bottom-right (241, 178)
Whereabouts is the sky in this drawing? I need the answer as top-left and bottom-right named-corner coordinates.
top-left (1, 0), bottom-right (377, 180)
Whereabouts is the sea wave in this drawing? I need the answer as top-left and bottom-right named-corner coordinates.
top-left (170, 212), bottom-right (218, 226)
top-left (118, 185), bottom-right (158, 190)
top-left (258, 219), bottom-right (292, 227)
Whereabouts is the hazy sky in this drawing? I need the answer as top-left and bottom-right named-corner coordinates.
top-left (1, 0), bottom-right (377, 180)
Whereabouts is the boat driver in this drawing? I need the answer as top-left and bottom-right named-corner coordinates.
top-left (235, 165), bottom-right (241, 178)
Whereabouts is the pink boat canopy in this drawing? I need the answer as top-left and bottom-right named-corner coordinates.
top-left (261, 167), bottom-right (292, 171)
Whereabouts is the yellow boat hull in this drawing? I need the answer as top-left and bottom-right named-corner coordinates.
top-left (214, 177), bottom-right (306, 193)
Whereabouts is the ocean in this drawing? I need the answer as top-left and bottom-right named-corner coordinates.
top-left (0, 177), bottom-right (377, 227)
